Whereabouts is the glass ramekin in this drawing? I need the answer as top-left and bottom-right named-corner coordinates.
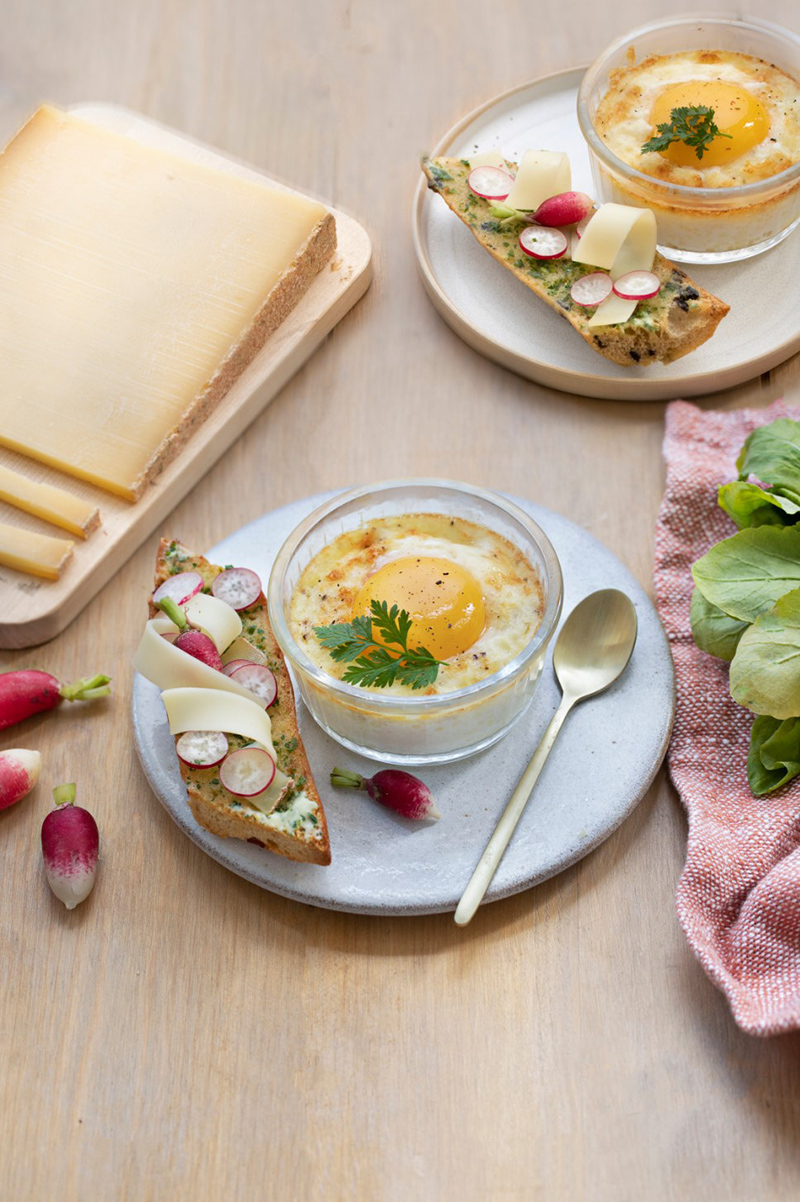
top-left (267, 480), bottom-right (563, 766)
top-left (577, 15), bottom-right (800, 263)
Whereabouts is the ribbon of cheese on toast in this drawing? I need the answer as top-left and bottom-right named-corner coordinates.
top-left (504, 150), bottom-right (571, 212)
top-left (572, 203), bottom-right (657, 326)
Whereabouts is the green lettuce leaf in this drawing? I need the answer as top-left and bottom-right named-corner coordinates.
top-left (689, 588), bottom-right (749, 661)
top-left (737, 418), bottom-right (800, 501)
top-left (691, 525), bottom-right (800, 622)
top-left (718, 480), bottom-right (800, 529)
top-left (730, 588), bottom-right (800, 717)
top-left (747, 714), bottom-right (800, 795)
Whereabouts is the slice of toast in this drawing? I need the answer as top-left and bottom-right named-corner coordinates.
top-left (150, 538), bottom-right (331, 865)
top-left (422, 156), bottom-right (729, 366)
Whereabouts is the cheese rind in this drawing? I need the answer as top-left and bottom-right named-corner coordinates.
top-left (0, 521), bottom-right (73, 579)
top-left (0, 464), bottom-right (99, 537)
top-left (0, 105), bottom-right (335, 499)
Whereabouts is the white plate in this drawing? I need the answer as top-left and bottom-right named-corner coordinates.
top-left (132, 492), bottom-right (675, 916)
top-left (413, 68), bottom-right (800, 402)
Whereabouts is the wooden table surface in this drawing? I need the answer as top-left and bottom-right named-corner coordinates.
top-left (2, 2), bottom-right (800, 1198)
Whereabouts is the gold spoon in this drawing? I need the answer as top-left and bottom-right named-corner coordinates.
top-left (454, 588), bottom-right (638, 927)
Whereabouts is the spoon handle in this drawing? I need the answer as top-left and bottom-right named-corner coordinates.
top-left (454, 695), bottom-right (575, 927)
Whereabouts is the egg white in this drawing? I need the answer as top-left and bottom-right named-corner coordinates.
top-left (288, 514), bottom-right (544, 694)
top-left (595, 50), bottom-right (800, 188)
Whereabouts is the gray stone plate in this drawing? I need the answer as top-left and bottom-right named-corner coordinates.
top-left (132, 492), bottom-right (675, 915)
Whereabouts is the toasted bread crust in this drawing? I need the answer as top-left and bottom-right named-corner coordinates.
top-left (422, 157), bottom-right (729, 366)
top-left (151, 538), bottom-right (331, 865)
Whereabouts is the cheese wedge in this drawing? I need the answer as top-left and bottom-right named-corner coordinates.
top-left (0, 521), bottom-right (73, 579)
top-left (0, 464), bottom-right (99, 537)
top-left (0, 106), bottom-right (336, 500)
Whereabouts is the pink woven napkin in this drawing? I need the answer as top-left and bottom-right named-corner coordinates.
top-left (654, 399), bottom-right (800, 1037)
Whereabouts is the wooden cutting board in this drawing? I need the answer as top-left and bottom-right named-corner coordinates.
top-left (0, 104), bottom-right (372, 649)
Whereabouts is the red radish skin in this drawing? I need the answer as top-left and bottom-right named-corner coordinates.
top-left (41, 784), bottom-right (99, 910)
top-left (222, 659), bottom-right (255, 677)
top-left (0, 670), bottom-right (111, 730)
top-left (330, 767), bottom-right (440, 821)
top-left (532, 191), bottom-right (594, 227)
top-left (173, 630), bottom-right (223, 671)
top-left (0, 749), bottom-right (41, 811)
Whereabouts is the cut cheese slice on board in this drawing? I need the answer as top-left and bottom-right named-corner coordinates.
top-left (572, 203), bottom-right (657, 327)
top-left (0, 521), bottom-right (73, 579)
top-left (0, 105), bottom-right (335, 499)
top-left (504, 150), bottom-right (570, 212)
top-left (0, 464), bottom-right (99, 537)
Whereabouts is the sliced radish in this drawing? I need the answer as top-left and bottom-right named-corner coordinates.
top-left (219, 746), bottom-right (276, 797)
top-left (230, 663), bottom-right (278, 708)
top-left (576, 216), bottom-right (593, 239)
top-left (153, 572), bottom-right (203, 607)
top-left (467, 166), bottom-right (514, 200)
top-left (519, 226), bottom-right (567, 260)
top-left (211, 567), bottom-right (262, 611)
top-left (176, 730), bottom-right (228, 768)
top-left (570, 272), bottom-right (613, 307)
top-left (222, 659), bottom-right (255, 677)
top-left (612, 270), bottom-right (661, 300)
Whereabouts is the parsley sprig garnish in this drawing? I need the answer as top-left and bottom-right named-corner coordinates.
top-left (314, 600), bottom-right (445, 690)
top-left (641, 105), bottom-right (732, 161)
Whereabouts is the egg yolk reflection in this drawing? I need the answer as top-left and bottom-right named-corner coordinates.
top-left (352, 557), bottom-right (486, 660)
top-left (650, 80), bottom-right (769, 168)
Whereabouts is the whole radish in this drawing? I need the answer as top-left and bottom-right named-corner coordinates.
top-left (0, 749), bottom-right (41, 810)
top-left (158, 597), bottom-right (223, 670)
top-left (0, 670), bottom-right (111, 730)
top-left (41, 783), bottom-right (99, 909)
top-left (330, 766), bottom-right (440, 821)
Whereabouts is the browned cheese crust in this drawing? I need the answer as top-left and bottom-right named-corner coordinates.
top-left (151, 537), bottom-right (331, 865)
top-left (422, 157), bottom-right (729, 366)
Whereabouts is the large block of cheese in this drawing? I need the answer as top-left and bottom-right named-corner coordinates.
top-left (0, 106), bottom-right (335, 499)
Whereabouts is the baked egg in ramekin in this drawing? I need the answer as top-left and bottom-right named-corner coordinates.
top-left (577, 15), bottom-right (800, 262)
top-left (267, 481), bottom-right (562, 765)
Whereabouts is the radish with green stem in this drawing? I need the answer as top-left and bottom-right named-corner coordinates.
top-left (158, 597), bottom-right (223, 671)
top-left (41, 784), bottom-right (99, 909)
top-left (0, 670), bottom-right (111, 730)
top-left (330, 767), bottom-right (440, 821)
top-left (0, 749), bottom-right (41, 810)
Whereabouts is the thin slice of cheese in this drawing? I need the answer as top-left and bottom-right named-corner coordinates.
top-left (0, 464), bottom-right (99, 537)
top-left (0, 106), bottom-right (333, 499)
top-left (468, 151), bottom-right (508, 169)
top-left (504, 150), bottom-right (570, 212)
top-left (571, 203), bottom-right (657, 327)
top-left (221, 636), bottom-right (267, 666)
top-left (162, 686), bottom-right (276, 758)
top-left (0, 521), bottom-right (73, 579)
top-left (133, 618), bottom-right (264, 703)
top-left (182, 593), bottom-right (241, 654)
top-left (162, 686), bottom-right (289, 814)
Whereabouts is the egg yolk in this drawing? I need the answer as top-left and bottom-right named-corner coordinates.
top-left (650, 80), bottom-right (769, 168)
top-left (352, 556), bottom-right (486, 660)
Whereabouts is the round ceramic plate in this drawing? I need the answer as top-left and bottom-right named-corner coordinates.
top-left (413, 67), bottom-right (800, 402)
top-left (132, 492), bottom-right (675, 916)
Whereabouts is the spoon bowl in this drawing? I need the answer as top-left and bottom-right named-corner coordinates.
top-left (554, 589), bottom-right (638, 702)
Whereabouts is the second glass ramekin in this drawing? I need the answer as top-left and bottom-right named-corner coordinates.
top-left (577, 15), bottom-right (800, 263)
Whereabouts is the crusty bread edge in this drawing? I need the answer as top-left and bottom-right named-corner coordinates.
top-left (129, 212), bottom-right (337, 499)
